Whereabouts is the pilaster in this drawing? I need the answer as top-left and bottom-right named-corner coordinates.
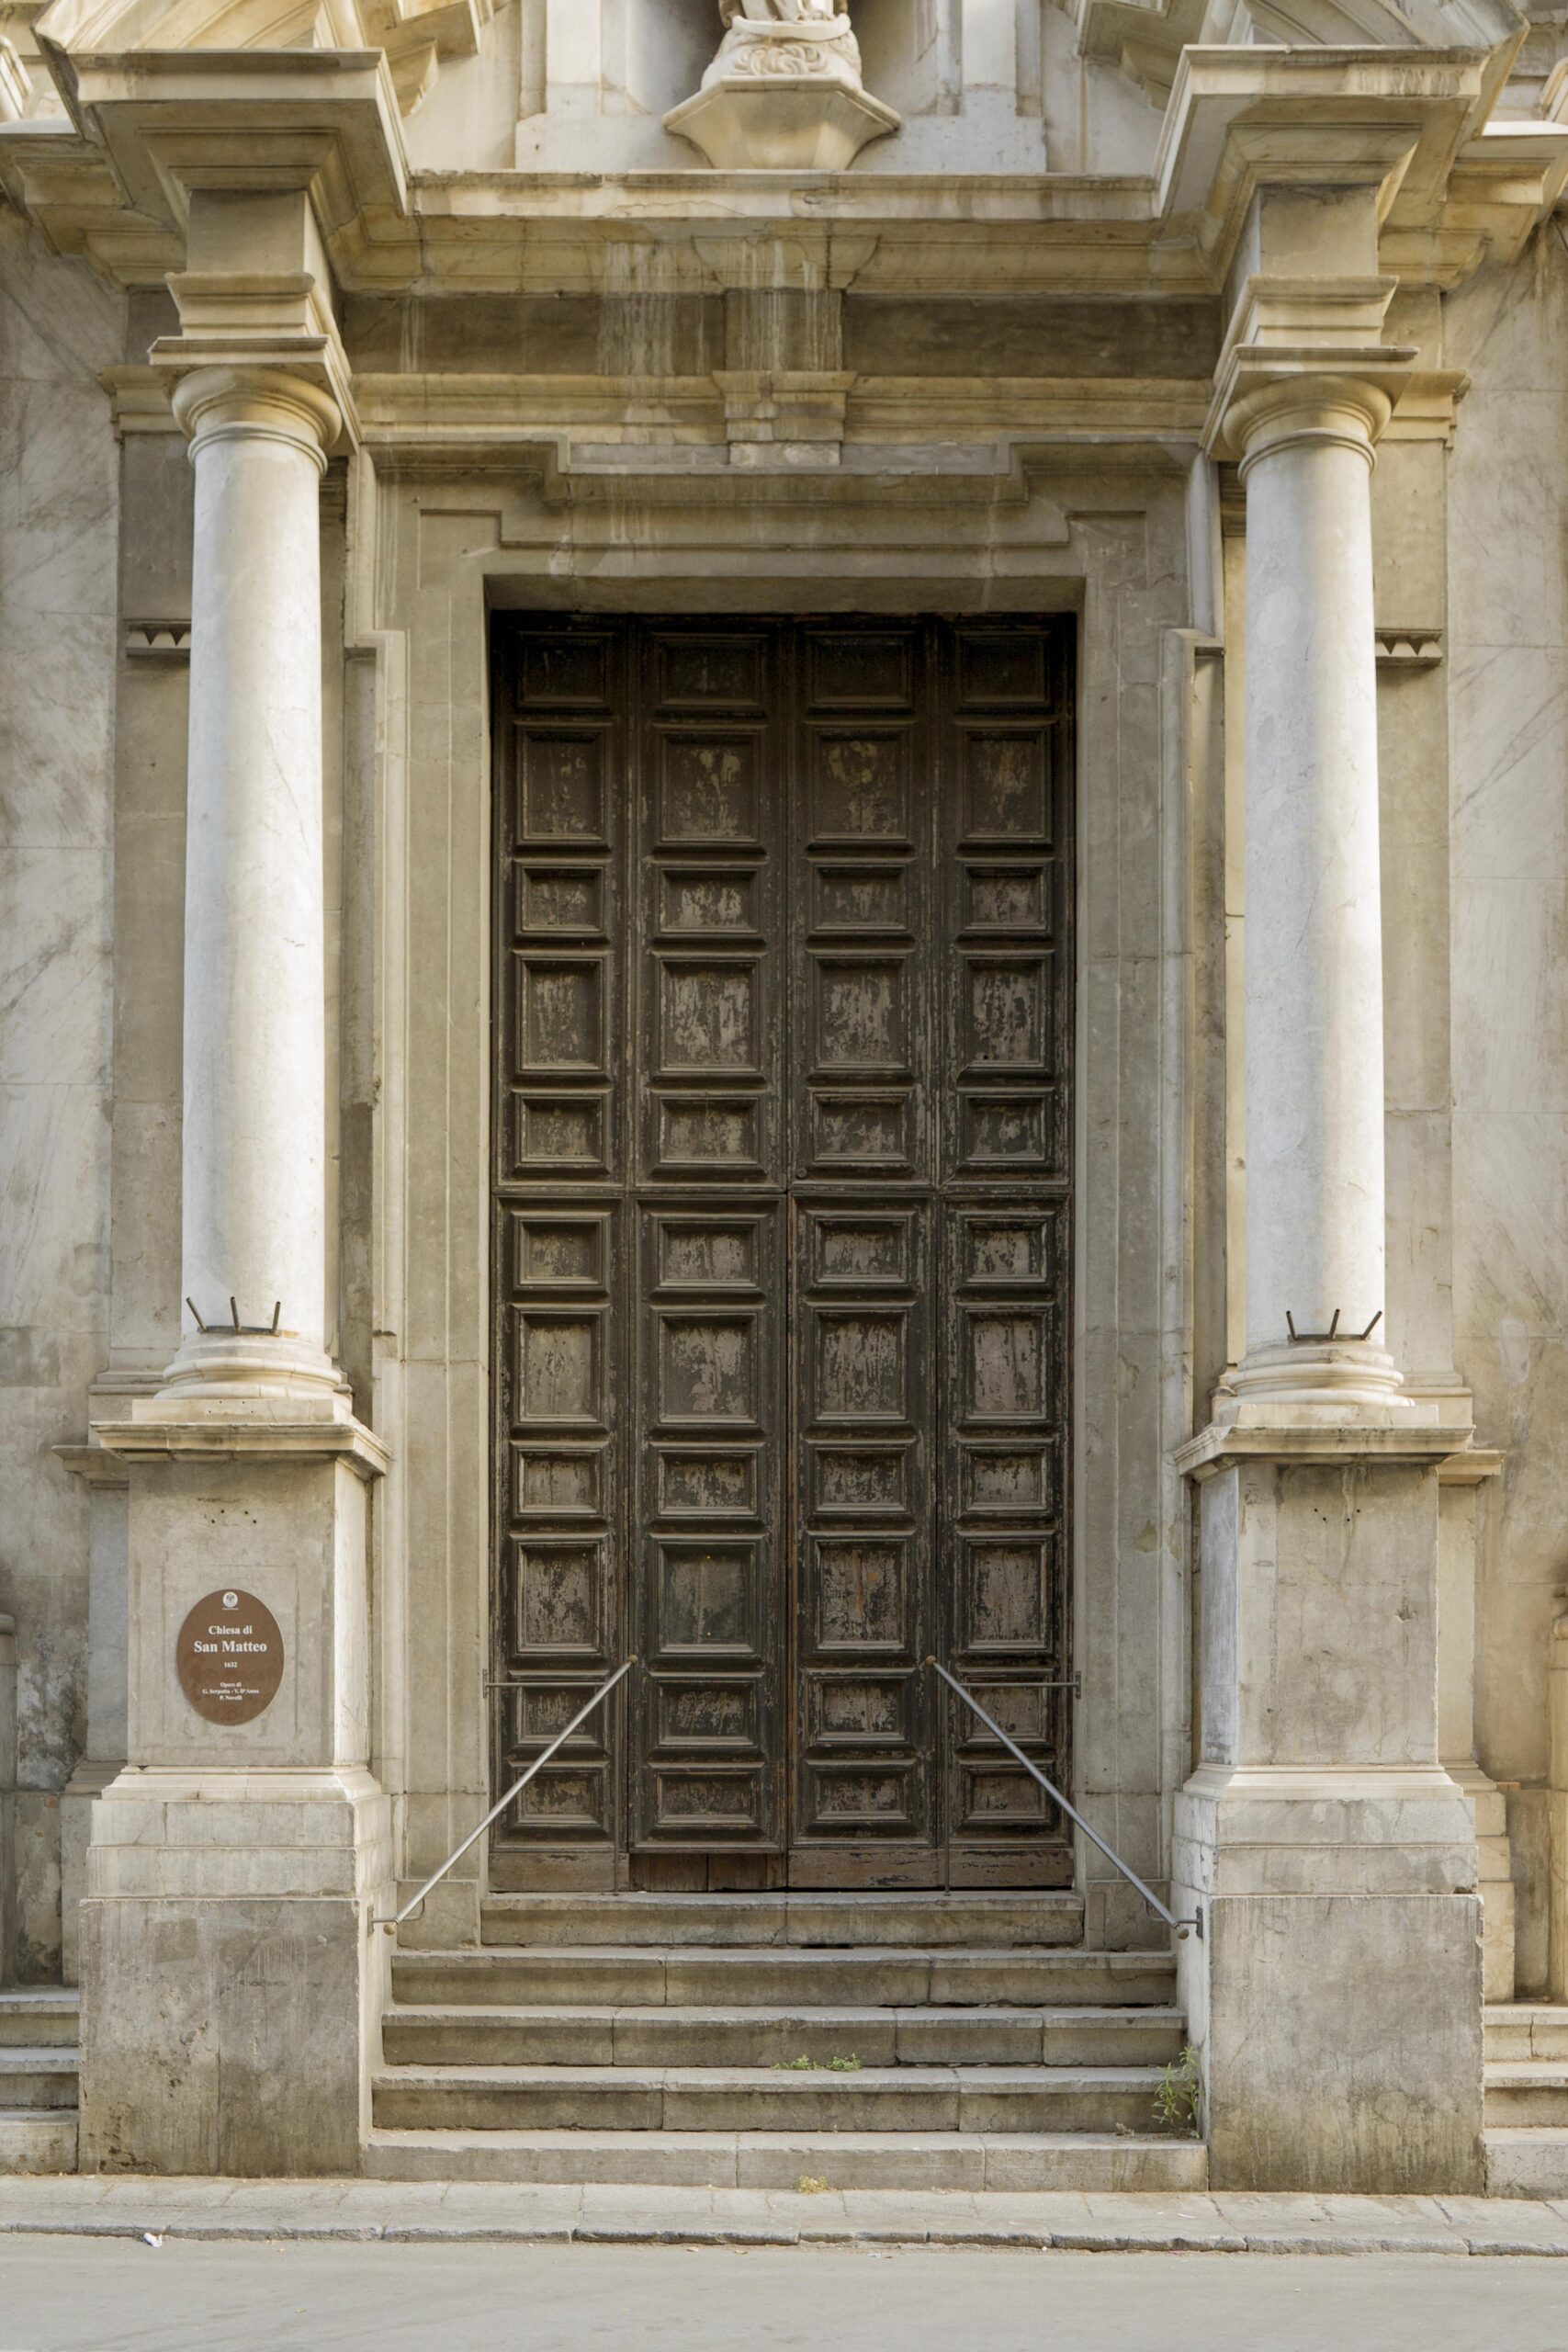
top-left (1550, 1609), bottom-right (1568, 2003)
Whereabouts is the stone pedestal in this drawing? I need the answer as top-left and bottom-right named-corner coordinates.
top-left (1175, 1436), bottom-right (1485, 2190)
top-left (664, 8), bottom-right (898, 171)
top-left (665, 76), bottom-right (898, 170)
top-left (81, 1405), bottom-right (390, 2174)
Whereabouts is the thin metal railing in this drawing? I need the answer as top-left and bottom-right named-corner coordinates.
top-left (372, 1657), bottom-right (637, 1935)
top-left (929, 1657), bottom-right (1202, 1941)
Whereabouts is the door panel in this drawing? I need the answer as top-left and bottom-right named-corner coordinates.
top-left (632, 1198), bottom-right (784, 1855)
top-left (789, 1198), bottom-right (936, 1884)
top-left (491, 616), bottom-right (1073, 1891)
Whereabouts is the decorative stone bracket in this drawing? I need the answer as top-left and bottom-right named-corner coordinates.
top-left (1375, 624), bottom-right (1444, 666)
top-left (714, 368), bottom-right (855, 468)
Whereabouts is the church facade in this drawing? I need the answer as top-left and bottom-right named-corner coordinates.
top-left (2, 0), bottom-right (1567, 2193)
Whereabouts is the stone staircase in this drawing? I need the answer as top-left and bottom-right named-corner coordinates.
top-left (367, 1891), bottom-right (1206, 2189)
top-left (0, 1989), bottom-right (79, 2175)
top-left (1485, 2003), bottom-right (1568, 2196)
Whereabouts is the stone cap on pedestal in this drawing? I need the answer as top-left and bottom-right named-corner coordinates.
top-left (1176, 1419), bottom-right (1483, 1479)
top-left (92, 1393), bottom-right (389, 1480)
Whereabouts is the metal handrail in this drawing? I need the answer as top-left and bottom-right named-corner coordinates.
top-left (372, 1657), bottom-right (637, 1935)
top-left (929, 1657), bottom-right (1202, 1941)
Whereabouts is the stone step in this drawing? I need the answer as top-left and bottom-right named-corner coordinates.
top-left (1484, 2005), bottom-right (1568, 2063)
top-left (382, 2003), bottom-right (1187, 2072)
top-left (1486, 2128), bottom-right (1568, 2199)
top-left (0, 1990), bottom-right (79, 2048)
top-left (364, 2126), bottom-right (1206, 2192)
top-left (0, 2109), bottom-right (79, 2177)
top-left (1485, 2062), bottom-right (1568, 2127)
top-left (0, 2049), bottom-right (80, 2112)
top-left (371, 2062), bottom-right (1166, 2135)
top-left (392, 1946), bottom-right (1175, 2011)
top-left (479, 1893), bottom-right (1082, 1951)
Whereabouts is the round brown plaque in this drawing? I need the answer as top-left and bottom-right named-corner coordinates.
top-left (175, 1589), bottom-right (285, 1726)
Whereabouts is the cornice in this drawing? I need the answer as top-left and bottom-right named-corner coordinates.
top-left (0, 37), bottom-right (1562, 305)
top-left (1156, 46), bottom-right (1491, 282)
top-left (7, 44), bottom-right (413, 282)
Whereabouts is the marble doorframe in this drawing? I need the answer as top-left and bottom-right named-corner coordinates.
top-left (349, 447), bottom-right (1208, 1949)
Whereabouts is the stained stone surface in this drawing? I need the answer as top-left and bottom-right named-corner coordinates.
top-left (3, 0), bottom-right (1568, 2200)
top-left (0, 208), bottom-right (123, 1983)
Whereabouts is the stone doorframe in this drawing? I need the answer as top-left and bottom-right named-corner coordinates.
top-left (349, 444), bottom-right (1213, 1952)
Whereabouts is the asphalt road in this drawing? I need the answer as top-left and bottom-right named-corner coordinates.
top-left (0, 2240), bottom-right (1564, 2352)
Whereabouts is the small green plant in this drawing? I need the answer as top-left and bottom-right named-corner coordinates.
top-left (773, 2053), bottom-right (863, 2073)
top-left (1154, 2044), bottom-right (1203, 2138)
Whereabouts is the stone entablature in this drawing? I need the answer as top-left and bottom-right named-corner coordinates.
top-left (1, 33), bottom-right (1562, 311)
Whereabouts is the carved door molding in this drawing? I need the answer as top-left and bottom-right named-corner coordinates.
top-left (491, 616), bottom-right (1074, 1890)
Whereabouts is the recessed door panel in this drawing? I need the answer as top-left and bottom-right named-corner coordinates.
top-left (492, 616), bottom-right (1073, 1891)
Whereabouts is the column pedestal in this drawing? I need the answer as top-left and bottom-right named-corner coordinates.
top-left (82, 1402), bottom-right (390, 2175)
top-left (1174, 1433), bottom-right (1484, 2190)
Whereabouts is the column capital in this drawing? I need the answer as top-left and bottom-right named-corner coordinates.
top-left (1205, 343), bottom-right (1416, 469)
top-left (169, 365), bottom-right (343, 473)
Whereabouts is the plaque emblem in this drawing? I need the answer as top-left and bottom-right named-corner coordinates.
top-left (175, 1588), bottom-right (285, 1725)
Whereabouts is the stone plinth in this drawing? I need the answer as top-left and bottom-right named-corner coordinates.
top-left (664, 77), bottom-right (898, 171)
top-left (1174, 1433), bottom-right (1485, 2191)
top-left (665, 6), bottom-right (898, 170)
top-left (81, 1767), bottom-right (390, 2176)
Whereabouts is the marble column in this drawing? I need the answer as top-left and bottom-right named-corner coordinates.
top-left (164, 366), bottom-right (342, 1395)
top-left (83, 356), bottom-right (392, 2177)
top-left (1228, 372), bottom-right (1404, 1414)
top-left (1174, 352), bottom-right (1483, 2194)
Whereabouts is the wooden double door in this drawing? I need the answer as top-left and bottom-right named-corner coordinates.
top-left (491, 616), bottom-right (1074, 1890)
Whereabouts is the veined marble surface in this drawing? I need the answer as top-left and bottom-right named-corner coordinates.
top-left (0, 209), bottom-right (122, 1976)
top-left (1447, 231), bottom-right (1568, 1988)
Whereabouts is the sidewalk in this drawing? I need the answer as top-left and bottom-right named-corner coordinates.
top-left (3, 2177), bottom-right (1568, 2255)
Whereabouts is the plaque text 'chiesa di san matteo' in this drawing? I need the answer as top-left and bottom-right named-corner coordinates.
top-left (2, 0), bottom-right (1568, 2199)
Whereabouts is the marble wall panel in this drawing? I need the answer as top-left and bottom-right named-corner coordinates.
top-left (1447, 234), bottom-right (1568, 1834)
top-left (0, 214), bottom-right (122, 1973)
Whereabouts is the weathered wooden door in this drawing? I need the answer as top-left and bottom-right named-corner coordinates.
top-left (491, 616), bottom-right (1074, 1890)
